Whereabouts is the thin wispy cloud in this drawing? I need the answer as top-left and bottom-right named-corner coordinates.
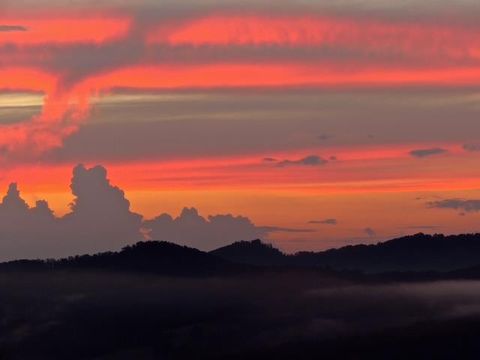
top-left (277, 155), bottom-right (328, 167)
top-left (308, 219), bottom-right (338, 225)
top-left (463, 143), bottom-right (480, 152)
top-left (0, 25), bottom-right (27, 32)
top-left (428, 199), bottom-right (480, 213)
top-left (409, 148), bottom-right (448, 158)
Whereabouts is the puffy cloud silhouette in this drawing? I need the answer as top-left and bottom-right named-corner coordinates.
top-left (0, 183), bottom-right (58, 260)
top-left (60, 164), bottom-right (143, 255)
top-left (409, 147), bottom-right (447, 158)
top-left (0, 165), bottom-right (303, 259)
top-left (145, 207), bottom-right (275, 251)
top-left (428, 199), bottom-right (480, 213)
top-left (0, 165), bottom-right (142, 260)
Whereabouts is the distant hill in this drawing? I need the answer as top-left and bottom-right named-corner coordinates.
top-left (293, 233), bottom-right (480, 273)
top-left (0, 241), bottom-right (238, 276)
top-left (211, 234), bottom-right (480, 273)
top-left (3, 233), bottom-right (480, 276)
top-left (210, 239), bottom-right (287, 266)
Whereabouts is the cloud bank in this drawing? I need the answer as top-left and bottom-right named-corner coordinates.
top-left (144, 208), bottom-right (271, 251)
top-left (0, 165), bottom-right (292, 260)
top-left (0, 165), bottom-right (142, 260)
top-left (3, 5), bottom-right (480, 159)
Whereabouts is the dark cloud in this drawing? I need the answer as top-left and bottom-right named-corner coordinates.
top-left (0, 25), bottom-right (27, 32)
top-left (409, 147), bottom-right (448, 158)
top-left (308, 218), bottom-right (338, 225)
top-left (277, 155), bottom-right (328, 167)
top-left (463, 143), bottom-right (480, 152)
top-left (144, 208), bottom-right (272, 251)
top-left (263, 157), bottom-right (278, 162)
top-left (364, 227), bottom-right (376, 237)
top-left (427, 199), bottom-right (480, 213)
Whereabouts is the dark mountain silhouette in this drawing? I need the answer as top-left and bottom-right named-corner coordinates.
top-left (3, 233), bottom-right (480, 276)
top-left (0, 241), bottom-right (240, 276)
top-left (211, 233), bottom-right (480, 273)
top-left (292, 233), bottom-right (480, 273)
top-left (210, 239), bottom-right (287, 266)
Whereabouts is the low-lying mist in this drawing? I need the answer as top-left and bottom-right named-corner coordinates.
top-left (1, 271), bottom-right (480, 359)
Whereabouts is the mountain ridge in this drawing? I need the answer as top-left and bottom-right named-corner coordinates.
top-left (3, 233), bottom-right (480, 276)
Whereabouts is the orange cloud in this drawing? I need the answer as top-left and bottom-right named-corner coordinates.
top-left (74, 64), bottom-right (480, 94)
top-left (148, 15), bottom-right (480, 60)
top-left (0, 68), bottom-right (89, 155)
top-left (0, 16), bottom-right (131, 45)
top-left (4, 12), bottom-right (480, 159)
top-left (3, 62), bottom-right (480, 158)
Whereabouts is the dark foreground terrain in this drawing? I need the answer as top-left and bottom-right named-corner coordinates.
top-left (2, 237), bottom-right (480, 359)
top-left (1, 271), bottom-right (480, 359)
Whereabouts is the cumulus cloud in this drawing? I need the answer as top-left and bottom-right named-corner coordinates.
top-left (60, 164), bottom-right (143, 254)
top-left (0, 165), bottom-right (142, 260)
top-left (0, 25), bottom-right (27, 32)
top-left (144, 207), bottom-right (313, 251)
top-left (0, 183), bottom-right (59, 260)
top-left (277, 155), bottom-right (328, 167)
top-left (427, 199), bottom-right (480, 213)
top-left (308, 218), bottom-right (338, 225)
top-left (0, 165), bottom-right (311, 259)
top-left (144, 208), bottom-right (272, 251)
top-left (409, 147), bottom-right (448, 158)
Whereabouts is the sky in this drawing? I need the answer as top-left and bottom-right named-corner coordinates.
top-left (1, 0), bottom-right (480, 258)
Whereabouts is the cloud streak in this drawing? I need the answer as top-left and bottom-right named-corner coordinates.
top-left (148, 14), bottom-right (480, 62)
top-left (308, 219), bottom-right (338, 225)
top-left (428, 199), bottom-right (480, 213)
top-left (409, 147), bottom-right (448, 158)
top-left (0, 25), bottom-right (27, 32)
top-left (276, 155), bottom-right (328, 167)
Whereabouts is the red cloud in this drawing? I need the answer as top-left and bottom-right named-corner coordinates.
top-left (3, 12), bottom-right (480, 159)
top-left (0, 16), bottom-right (131, 45)
top-left (148, 15), bottom-right (480, 60)
top-left (0, 68), bottom-right (89, 155)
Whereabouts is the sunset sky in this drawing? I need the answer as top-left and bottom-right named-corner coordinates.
top-left (2, 0), bottom-right (480, 256)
